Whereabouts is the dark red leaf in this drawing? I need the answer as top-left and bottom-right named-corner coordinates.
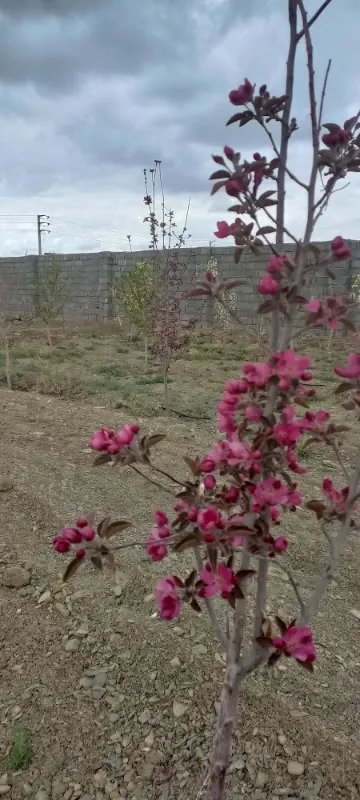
top-left (63, 557), bottom-right (84, 583)
top-left (184, 569), bottom-right (197, 588)
top-left (322, 122), bottom-right (341, 133)
top-left (210, 180), bottom-right (228, 196)
top-left (90, 556), bottom-right (103, 571)
top-left (255, 636), bottom-right (272, 648)
top-left (335, 382), bottom-right (351, 395)
top-left (183, 456), bottom-right (200, 476)
top-left (173, 535), bottom-right (198, 553)
top-left (305, 500), bottom-right (326, 519)
top-left (146, 434), bottom-right (167, 447)
top-left (342, 399), bottom-right (356, 410)
top-left (97, 516), bottom-right (111, 538)
top-left (275, 615), bottom-right (288, 635)
top-left (190, 598), bottom-right (202, 613)
top-left (183, 288), bottom-right (211, 299)
top-left (344, 115), bottom-right (358, 131)
top-left (103, 520), bottom-right (132, 539)
top-left (93, 453), bottom-right (112, 466)
top-left (298, 660), bottom-right (314, 673)
top-left (256, 225), bottom-right (276, 236)
top-left (209, 170), bottom-right (231, 180)
top-left (212, 155), bottom-right (226, 166)
top-left (226, 112), bottom-right (249, 126)
top-left (258, 299), bottom-right (275, 315)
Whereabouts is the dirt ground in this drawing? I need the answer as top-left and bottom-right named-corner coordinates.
top-left (0, 323), bottom-right (359, 800)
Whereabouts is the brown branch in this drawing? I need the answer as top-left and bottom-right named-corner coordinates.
top-left (331, 441), bottom-right (351, 481)
top-left (130, 464), bottom-right (175, 495)
top-left (276, 0), bottom-right (298, 250)
top-left (194, 546), bottom-right (229, 652)
top-left (318, 59), bottom-right (331, 134)
top-left (296, 0), bottom-right (333, 42)
top-left (261, 121), bottom-right (309, 190)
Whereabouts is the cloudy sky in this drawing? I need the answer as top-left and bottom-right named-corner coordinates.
top-left (0, 0), bottom-right (359, 256)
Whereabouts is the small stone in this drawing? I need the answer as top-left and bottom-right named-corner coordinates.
top-left (232, 759), bottom-right (245, 771)
top-left (172, 700), bottom-right (189, 718)
top-left (144, 732), bottom-right (154, 747)
top-left (0, 788), bottom-right (11, 796)
top-left (144, 593), bottom-right (154, 604)
top-left (22, 784), bottom-right (33, 796)
top-left (93, 770), bottom-right (107, 789)
top-left (38, 590), bottom-right (51, 604)
top-left (138, 709), bottom-right (151, 724)
top-left (278, 734), bottom-right (287, 745)
top-left (287, 761), bottom-right (305, 776)
top-left (173, 627), bottom-right (184, 636)
top-left (0, 778), bottom-right (8, 788)
top-left (52, 778), bottom-right (68, 799)
top-left (119, 650), bottom-right (131, 661)
top-left (3, 566), bottom-right (31, 588)
top-left (255, 772), bottom-right (268, 789)
top-left (114, 586), bottom-right (123, 598)
top-left (65, 638), bottom-right (80, 653)
top-left (192, 644), bottom-right (207, 656)
top-left (0, 479), bottom-right (13, 492)
top-left (79, 677), bottom-right (93, 689)
top-left (75, 626), bottom-right (89, 638)
top-left (93, 672), bottom-right (108, 688)
top-left (349, 608), bottom-right (360, 621)
top-left (170, 657), bottom-right (181, 668)
top-left (55, 602), bottom-right (70, 617)
top-left (35, 792), bottom-right (48, 800)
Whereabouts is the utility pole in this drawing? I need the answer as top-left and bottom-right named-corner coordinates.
top-left (37, 214), bottom-right (50, 255)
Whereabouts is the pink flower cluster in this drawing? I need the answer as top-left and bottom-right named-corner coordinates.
top-left (53, 518), bottom-right (95, 556)
top-left (198, 562), bottom-right (238, 599)
top-left (331, 235), bottom-right (351, 261)
top-left (322, 128), bottom-right (351, 149)
top-left (155, 576), bottom-right (181, 620)
top-left (251, 477), bottom-right (302, 520)
top-left (89, 424), bottom-right (139, 455)
top-left (305, 296), bottom-right (348, 330)
top-left (215, 219), bottom-right (242, 239)
top-left (145, 510), bottom-right (170, 562)
top-left (272, 624), bottom-right (316, 664)
top-left (257, 254), bottom-right (289, 295)
top-left (229, 78), bottom-right (254, 106)
top-left (322, 478), bottom-right (350, 515)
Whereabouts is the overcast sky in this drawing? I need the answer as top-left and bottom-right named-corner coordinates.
top-left (0, 0), bottom-right (359, 256)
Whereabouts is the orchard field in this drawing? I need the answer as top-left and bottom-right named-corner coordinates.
top-left (0, 321), bottom-right (359, 800)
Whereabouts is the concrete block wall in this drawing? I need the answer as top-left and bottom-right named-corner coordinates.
top-left (0, 242), bottom-right (359, 327)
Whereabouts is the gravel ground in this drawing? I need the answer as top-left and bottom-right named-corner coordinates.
top-left (1, 388), bottom-right (360, 800)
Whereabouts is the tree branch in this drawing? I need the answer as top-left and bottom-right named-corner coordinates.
top-left (296, 0), bottom-right (333, 42)
top-left (130, 464), bottom-right (175, 495)
top-left (260, 121), bottom-right (308, 191)
top-left (300, 453), bottom-right (360, 625)
top-left (276, 0), bottom-right (298, 250)
top-left (253, 557), bottom-right (269, 639)
top-left (194, 546), bottom-right (229, 652)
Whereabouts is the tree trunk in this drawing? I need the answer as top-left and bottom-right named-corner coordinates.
top-left (204, 661), bottom-right (242, 800)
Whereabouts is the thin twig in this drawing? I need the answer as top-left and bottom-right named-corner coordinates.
top-left (300, 453), bottom-right (360, 625)
top-left (276, 0), bottom-right (298, 251)
top-left (318, 59), bottom-right (331, 134)
top-left (296, 0), bottom-right (333, 42)
top-left (272, 560), bottom-right (305, 613)
top-left (130, 464), bottom-right (175, 495)
top-left (194, 546), bottom-right (229, 652)
top-left (261, 122), bottom-right (308, 190)
top-left (262, 204), bottom-right (299, 245)
top-left (151, 464), bottom-right (184, 486)
top-left (331, 441), bottom-right (350, 481)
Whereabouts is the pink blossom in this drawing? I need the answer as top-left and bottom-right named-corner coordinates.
top-left (258, 275), bottom-right (280, 295)
top-left (76, 548), bottom-right (86, 558)
top-left (245, 406), bottom-right (262, 422)
top-left (224, 145), bottom-right (235, 160)
top-left (188, 507), bottom-right (199, 522)
top-left (273, 536), bottom-right (288, 554)
top-left (305, 298), bottom-right (321, 313)
top-left (243, 361), bottom-right (272, 387)
top-left (53, 536), bottom-right (71, 553)
top-left (227, 436), bottom-right (259, 469)
top-left (204, 474), bottom-right (216, 491)
top-left (76, 518), bottom-right (88, 529)
top-left (303, 409), bottom-right (330, 434)
top-left (199, 562), bottom-right (238, 599)
top-left (253, 478), bottom-right (288, 509)
top-left (273, 417), bottom-right (303, 446)
top-left (197, 506), bottom-right (222, 533)
top-left (273, 350), bottom-right (312, 389)
top-left (115, 424), bottom-right (139, 447)
top-left (322, 478), bottom-right (349, 514)
top-left (229, 78), bottom-right (254, 105)
top-left (335, 353), bottom-right (360, 379)
top-left (286, 446), bottom-right (307, 475)
top-left (146, 528), bottom-right (169, 562)
top-left (81, 525), bottom-right (96, 542)
top-left (215, 221), bottom-right (233, 239)
top-left (225, 179), bottom-right (244, 197)
top-left (154, 510), bottom-right (168, 526)
top-left (61, 527), bottom-right (83, 544)
top-left (224, 485), bottom-right (240, 504)
top-left (331, 235), bottom-right (351, 260)
top-left (266, 255), bottom-right (288, 275)
top-left (272, 625), bottom-right (316, 664)
top-left (200, 456), bottom-right (216, 473)
top-left (89, 427), bottom-right (115, 451)
top-left (225, 379), bottom-right (248, 394)
top-left (155, 576), bottom-right (181, 620)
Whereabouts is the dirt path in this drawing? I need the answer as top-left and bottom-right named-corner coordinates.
top-left (1, 388), bottom-right (360, 800)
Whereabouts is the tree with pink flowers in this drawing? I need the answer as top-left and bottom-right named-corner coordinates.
top-left (52, 2), bottom-right (360, 798)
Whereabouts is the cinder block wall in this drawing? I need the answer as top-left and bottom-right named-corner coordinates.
top-left (0, 242), bottom-right (358, 327)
